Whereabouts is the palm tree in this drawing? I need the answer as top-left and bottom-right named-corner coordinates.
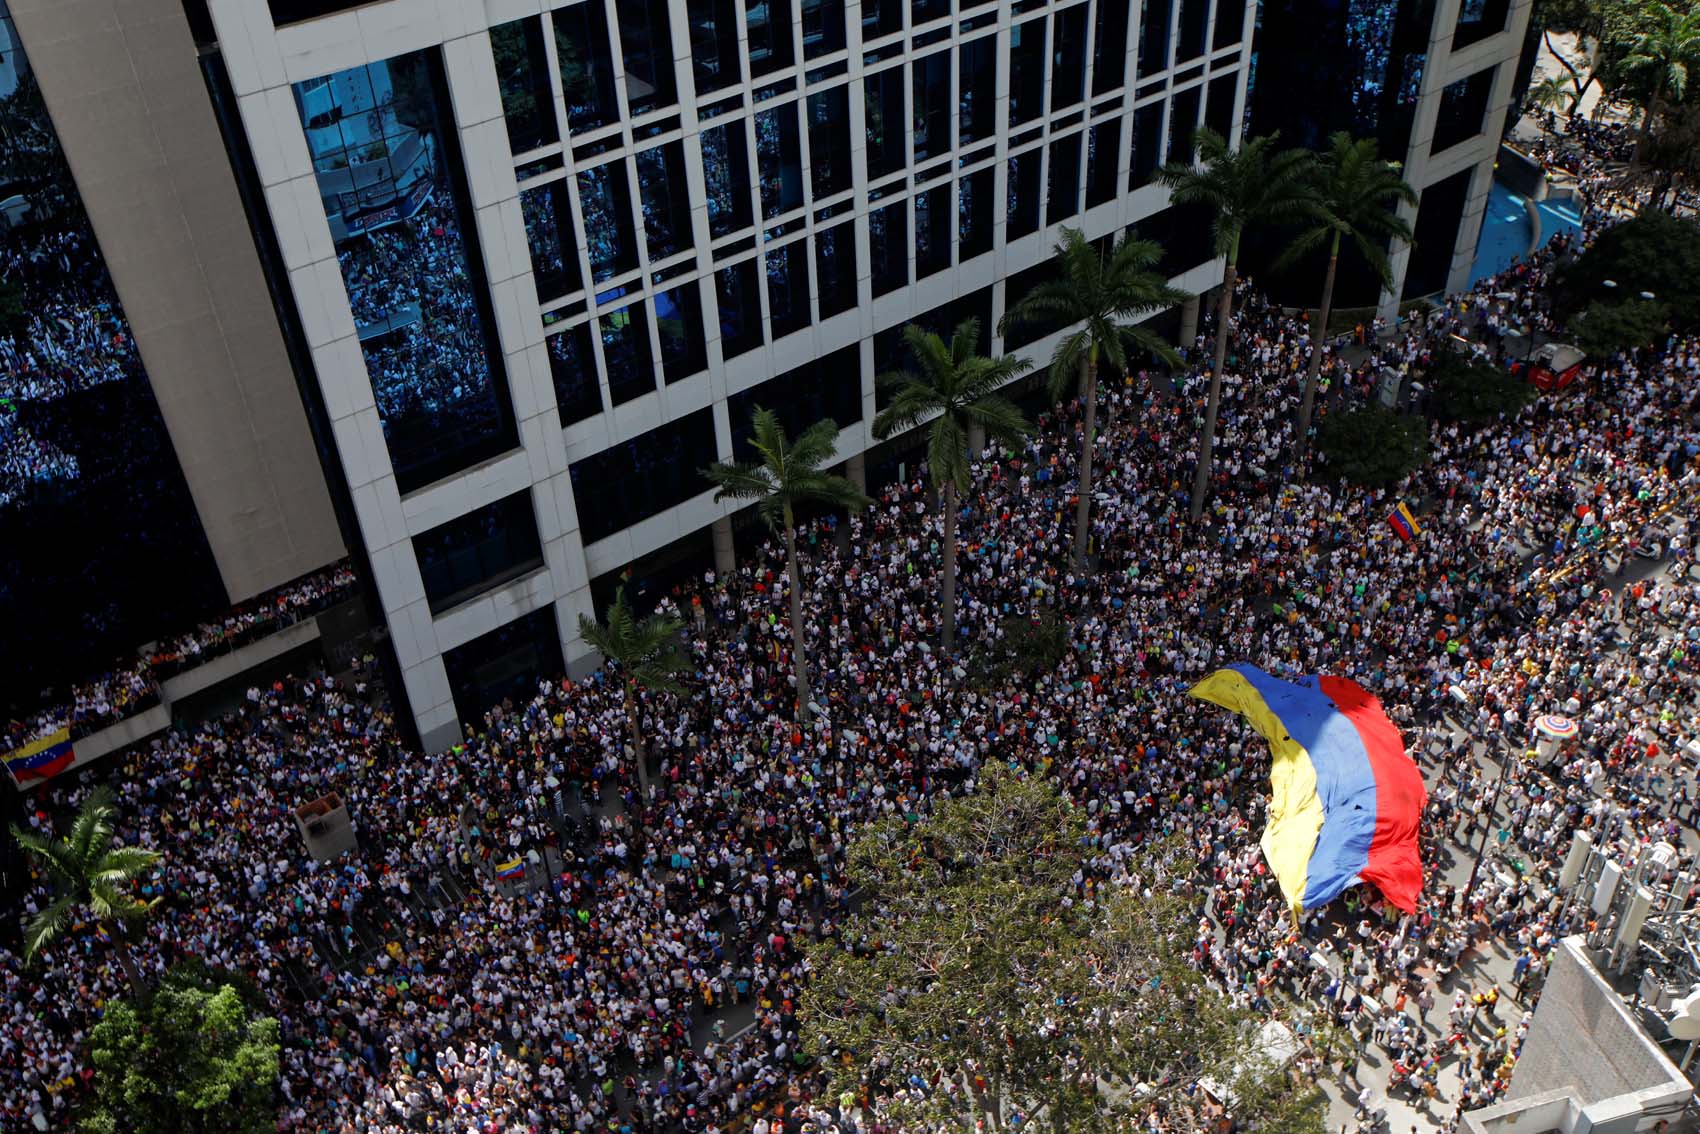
top-left (1526, 72), bottom-right (1572, 139)
top-left (705, 409), bottom-right (870, 723)
top-left (874, 319), bottom-right (1033, 653)
top-left (1281, 133), bottom-right (1416, 459)
top-left (1157, 129), bottom-right (1314, 521)
top-left (998, 229), bottom-right (1187, 568)
top-left (578, 585), bottom-right (691, 802)
top-left (9, 786), bottom-right (160, 991)
top-left (1617, 0), bottom-right (1700, 169)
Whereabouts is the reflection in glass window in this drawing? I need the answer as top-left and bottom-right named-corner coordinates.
top-left (801, 0), bottom-right (845, 57)
top-left (915, 185), bottom-right (950, 278)
top-left (959, 167), bottom-right (993, 259)
top-left (1205, 72), bottom-right (1236, 140)
top-left (618, 0), bottom-right (677, 114)
top-left (293, 51), bottom-right (513, 491)
top-left (1177, 0), bottom-right (1208, 61)
top-left (959, 37), bottom-right (996, 144)
top-left (1009, 19), bottom-right (1046, 127)
top-left (747, 0), bottom-right (794, 76)
top-left (1138, 0), bottom-right (1172, 74)
top-left (716, 259), bottom-right (764, 357)
top-left (414, 491), bottom-right (543, 614)
top-left (1086, 119), bottom-right (1122, 207)
top-left (1048, 133), bottom-right (1083, 224)
top-left (815, 221), bottom-right (857, 317)
top-left (555, 2), bottom-right (620, 132)
top-left (688, 0), bottom-right (743, 94)
top-left (1129, 101), bottom-right (1164, 188)
top-left (862, 0), bottom-right (902, 39)
top-left (569, 408), bottom-right (718, 542)
top-left (655, 283), bottom-right (708, 382)
top-left (1051, 6), bottom-right (1088, 111)
top-left (578, 161), bottom-right (638, 283)
top-left (912, 0), bottom-right (948, 26)
top-left (491, 17), bottom-right (558, 152)
top-left (869, 201), bottom-right (908, 296)
top-left (864, 68), bottom-right (906, 180)
top-left (1007, 149), bottom-right (1042, 238)
top-left (808, 87), bottom-right (851, 198)
top-left (1453, 0), bottom-right (1509, 48)
top-left (602, 302), bottom-right (656, 404)
top-left (1168, 85), bottom-right (1201, 167)
top-left (1432, 66), bottom-right (1494, 153)
top-left (1092, 0), bottom-right (1131, 94)
top-left (755, 103), bottom-right (804, 219)
top-left (913, 52), bottom-right (951, 162)
top-left (636, 143), bottom-right (691, 261)
top-left (702, 122), bottom-right (755, 237)
top-left (548, 322), bottom-right (604, 424)
top-left (522, 181), bottom-right (581, 301)
top-left (1213, 0), bottom-right (1246, 49)
top-left (766, 239), bottom-right (810, 338)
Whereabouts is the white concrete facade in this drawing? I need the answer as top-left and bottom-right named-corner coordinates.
top-left (206, 0), bottom-right (1246, 750)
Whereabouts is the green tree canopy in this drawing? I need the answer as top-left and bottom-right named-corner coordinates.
top-left (1568, 296), bottom-right (1670, 354)
top-left (1553, 209), bottom-right (1700, 330)
top-left (801, 766), bottom-right (1326, 1134)
top-left (80, 962), bottom-right (281, 1134)
top-left (1316, 406), bottom-right (1429, 487)
top-left (1424, 349), bottom-right (1536, 422)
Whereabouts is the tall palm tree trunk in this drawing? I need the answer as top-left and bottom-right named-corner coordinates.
top-left (1072, 351), bottom-right (1099, 570)
top-left (108, 925), bottom-right (144, 992)
top-left (1190, 258), bottom-right (1238, 521)
top-left (624, 679), bottom-right (650, 799)
top-left (941, 479), bottom-right (959, 653)
top-left (1296, 233), bottom-right (1340, 461)
top-left (1631, 84), bottom-right (1664, 172)
top-left (782, 506), bottom-right (814, 723)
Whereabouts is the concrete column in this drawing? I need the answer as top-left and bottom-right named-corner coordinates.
top-left (1178, 295), bottom-right (1201, 349)
top-left (968, 420), bottom-right (986, 458)
top-left (845, 451), bottom-right (868, 493)
top-left (711, 516), bottom-right (736, 576)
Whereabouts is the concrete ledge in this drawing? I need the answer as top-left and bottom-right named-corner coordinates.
top-left (64, 705), bottom-right (173, 772)
top-left (159, 616), bottom-right (323, 703)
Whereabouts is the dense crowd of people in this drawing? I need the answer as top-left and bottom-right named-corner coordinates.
top-left (4, 114), bottom-right (1699, 1134)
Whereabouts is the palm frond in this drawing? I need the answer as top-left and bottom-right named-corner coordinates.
top-left (22, 894), bottom-right (75, 963)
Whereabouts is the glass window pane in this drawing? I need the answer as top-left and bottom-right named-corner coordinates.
top-left (1129, 101), bottom-right (1163, 188)
top-left (577, 161), bottom-right (638, 282)
top-left (912, 51), bottom-right (951, 162)
top-left (1213, 0), bottom-right (1246, 49)
top-left (1177, 0), bottom-right (1208, 61)
top-left (636, 143), bottom-right (691, 261)
top-left (1007, 149), bottom-right (1041, 238)
top-left (522, 180), bottom-right (581, 301)
top-left (555, 2), bottom-right (620, 132)
top-left (1205, 72), bottom-right (1236, 141)
top-left (766, 239), bottom-right (811, 338)
top-left (801, 0), bottom-right (845, 57)
top-left (1086, 119), bottom-right (1121, 207)
top-left (293, 52), bottom-right (513, 491)
top-left (1051, 6), bottom-right (1087, 111)
top-left (862, 0), bottom-right (902, 39)
top-left (1009, 19), bottom-right (1046, 127)
top-left (815, 220), bottom-right (857, 316)
top-left (915, 184), bottom-right (950, 277)
top-left (1047, 133), bottom-right (1082, 224)
top-left (491, 17), bottom-right (558, 152)
top-left (912, 0), bottom-right (948, 26)
top-left (688, 0), bottom-right (743, 93)
top-left (1168, 85), bottom-right (1200, 167)
top-left (414, 491), bottom-right (543, 613)
top-left (601, 301), bottom-right (656, 404)
top-left (959, 37), bottom-right (996, 144)
top-left (655, 282), bottom-right (708, 382)
top-left (864, 68), bottom-right (906, 180)
top-left (618, 0), bottom-right (677, 113)
top-left (807, 87), bottom-right (852, 198)
top-left (569, 409), bottom-right (718, 543)
top-left (1138, 0), bottom-right (1171, 74)
top-left (716, 259), bottom-right (764, 357)
top-left (1092, 0), bottom-right (1130, 94)
top-left (755, 103), bottom-right (804, 219)
top-left (747, 0), bottom-right (794, 76)
top-left (548, 322), bottom-right (604, 424)
top-left (959, 167), bottom-right (993, 259)
top-left (702, 122), bottom-right (755, 237)
top-left (869, 201), bottom-right (908, 295)
top-left (729, 347), bottom-right (862, 457)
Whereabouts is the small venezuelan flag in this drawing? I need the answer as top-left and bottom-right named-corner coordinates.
top-left (4, 728), bottom-right (76, 783)
top-left (494, 858), bottom-right (525, 881)
top-left (1387, 501), bottom-right (1420, 543)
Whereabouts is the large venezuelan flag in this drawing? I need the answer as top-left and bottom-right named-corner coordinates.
top-left (1189, 665), bottom-right (1427, 914)
top-left (4, 727), bottom-right (77, 784)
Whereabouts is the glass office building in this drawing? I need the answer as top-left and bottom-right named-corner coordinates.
top-left (205, 0), bottom-right (1251, 749)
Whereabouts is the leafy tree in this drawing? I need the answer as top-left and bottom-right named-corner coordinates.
top-left (1316, 406), bottom-right (1429, 487)
top-left (998, 229), bottom-right (1186, 567)
top-left (0, 277), bottom-right (29, 342)
top-left (1533, 0), bottom-right (1631, 113)
top-left (1158, 130), bottom-right (1315, 520)
top-left (1526, 73), bottom-right (1574, 134)
top-left (1553, 209), bottom-right (1700, 328)
top-left (10, 786), bottom-right (160, 991)
top-left (801, 766), bottom-right (1326, 1134)
top-left (705, 409), bottom-right (869, 723)
top-left (874, 319), bottom-right (1032, 653)
top-left (1424, 349), bottom-right (1536, 422)
top-left (1568, 296), bottom-right (1670, 353)
top-left (969, 610), bottom-right (1073, 689)
top-left (80, 962), bottom-right (280, 1134)
top-left (1279, 133), bottom-right (1417, 458)
top-left (1613, 0), bottom-right (1700, 168)
top-left (578, 585), bottom-right (691, 800)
